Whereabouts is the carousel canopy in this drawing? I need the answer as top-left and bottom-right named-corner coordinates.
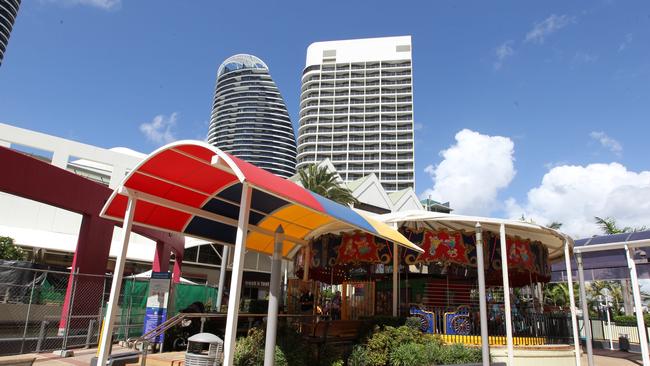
top-left (377, 210), bottom-right (571, 261)
top-left (100, 141), bottom-right (421, 257)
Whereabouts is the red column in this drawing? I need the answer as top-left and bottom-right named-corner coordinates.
top-left (58, 215), bottom-right (114, 334)
top-left (172, 250), bottom-right (183, 284)
top-left (152, 241), bottom-right (171, 273)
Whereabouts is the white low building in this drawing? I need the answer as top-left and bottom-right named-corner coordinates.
top-left (0, 123), bottom-right (274, 284)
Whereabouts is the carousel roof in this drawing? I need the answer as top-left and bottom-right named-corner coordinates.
top-left (377, 210), bottom-right (571, 260)
top-left (100, 141), bottom-right (421, 258)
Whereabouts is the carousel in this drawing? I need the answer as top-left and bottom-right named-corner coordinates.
top-left (292, 210), bottom-right (580, 366)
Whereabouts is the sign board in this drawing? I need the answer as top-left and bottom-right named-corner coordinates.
top-left (142, 271), bottom-right (171, 344)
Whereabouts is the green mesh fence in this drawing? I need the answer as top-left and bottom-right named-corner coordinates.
top-left (118, 279), bottom-right (149, 339)
top-left (115, 280), bottom-right (219, 339)
top-left (173, 283), bottom-right (218, 313)
top-left (37, 273), bottom-right (69, 305)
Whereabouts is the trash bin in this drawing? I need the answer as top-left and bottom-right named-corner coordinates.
top-left (619, 334), bottom-right (630, 352)
top-left (185, 332), bottom-right (224, 366)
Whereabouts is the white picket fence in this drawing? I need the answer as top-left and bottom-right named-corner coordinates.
top-left (580, 319), bottom-right (650, 344)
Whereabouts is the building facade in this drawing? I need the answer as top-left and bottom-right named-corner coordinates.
top-left (0, 0), bottom-right (21, 66)
top-left (0, 123), bottom-right (274, 285)
top-left (208, 54), bottom-right (297, 178)
top-left (296, 36), bottom-right (415, 191)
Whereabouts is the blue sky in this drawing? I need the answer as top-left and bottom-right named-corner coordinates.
top-left (1, 0), bottom-right (649, 237)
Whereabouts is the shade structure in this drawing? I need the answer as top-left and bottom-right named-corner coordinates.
top-left (100, 141), bottom-right (421, 256)
top-left (377, 210), bottom-right (570, 260)
top-left (552, 230), bottom-right (650, 281)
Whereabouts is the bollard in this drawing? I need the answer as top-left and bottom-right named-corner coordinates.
top-left (85, 319), bottom-right (96, 349)
top-left (36, 320), bottom-right (49, 352)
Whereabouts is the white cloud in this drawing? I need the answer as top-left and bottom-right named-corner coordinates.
top-left (494, 41), bottom-right (515, 70)
top-left (590, 131), bottom-right (622, 156)
top-left (43, 0), bottom-right (121, 10)
top-left (139, 113), bottom-right (178, 145)
top-left (421, 129), bottom-right (516, 216)
top-left (618, 33), bottom-right (633, 52)
top-left (524, 14), bottom-right (574, 44)
top-left (506, 163), bottom-right (650, 238)
top-left (573, 51), bottom-right (598, 64)
top-left (414, 122), bottom-right (424, 131)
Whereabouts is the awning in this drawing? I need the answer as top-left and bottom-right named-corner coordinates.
top-left (100, 141), bottom-right (421, 257)
top-left (377, 210), bottom-right (570, 260)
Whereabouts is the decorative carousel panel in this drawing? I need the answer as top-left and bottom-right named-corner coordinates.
top-left (415, 230), bottom-right (470, 266)
top-left (506, 237), bottom-right (535, 271)
top-left (336, 231), bottom-right (384, 265)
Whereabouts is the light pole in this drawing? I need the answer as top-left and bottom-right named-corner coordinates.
top-left (599, 292), bottom-right (614, 351)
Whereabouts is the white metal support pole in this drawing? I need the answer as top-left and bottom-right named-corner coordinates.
top-left (605, 300), bottom-right (613, 351)
top-left (216, 245), bottom-right (230, 312)
top-left (392, 222), bottom-right (399, 317)
top-left (97, 194), bottom-right (137, 365)
top-left (475, 223), bottom-right (490, 366)
top-left (625, 245), bottom-right (650, 366)
top-left (264, 226), bottom-right (284, 366)
top-left (283, 260), bottom-right (288, 308)
top-left (564, 240), bottom-right (581, 366)
top-left (499, 224), bottom-right (514, 366)
top-left (392, 241), bottom-right (399, 317)
top-left (576, 253), bottom-right (594, 366)
top-left (223, 183), bottom-right (252, 366)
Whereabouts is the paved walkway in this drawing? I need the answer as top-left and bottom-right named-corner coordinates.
top-left (587, 348), bottom-right (644, 366)
top-left (0, 346), bottom-right (646, 365)
top-left (0, 346), bottom-right (185, 366)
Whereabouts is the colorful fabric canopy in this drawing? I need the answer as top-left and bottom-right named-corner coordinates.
top-left (100, 141), bottom-right (421, 257)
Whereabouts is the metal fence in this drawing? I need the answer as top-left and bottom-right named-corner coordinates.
top-left (0, 265), bottom-right (217, 356)
top-left (407, 282), bottom-right (574, 345)
top-left (585, 319), bottom-right (650, 345)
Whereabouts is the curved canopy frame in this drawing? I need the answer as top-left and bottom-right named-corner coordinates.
top-left (100, 141), bottom-right (421, 257)
top-left (377, 210), bottom-right (571, 261)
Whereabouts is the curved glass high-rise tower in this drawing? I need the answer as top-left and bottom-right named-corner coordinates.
top-left (208, 54), bottom-right (297, 178)
top-left (0, 0), bottom-right (21, 66)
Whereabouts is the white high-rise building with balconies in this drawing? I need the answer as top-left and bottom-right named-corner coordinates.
top-left (296, 36), bottom-right (415, 192)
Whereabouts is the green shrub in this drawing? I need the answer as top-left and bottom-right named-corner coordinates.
top-left (358, 316), bottom-right (406, 339)
top-left (276, 325), bottom-right (309, 366)
top-left (233, 328), bottom-right (288, 366)
top-left (404, 317), bottom-right (422, 331)
top-left (390, 342), bottom-right (429, 366)
top-left (362, 326), bottom-right (431, 366)
top-left (348, 345), bottom-right (369, 366)
top-left (614, 314), bottom-right (650, 326)
top-left (319, 344), bottom-right (345, 366)
top-left (348, 325), bottom-right (480, 366)
top-left (429, 343), bottom-right (482, 365)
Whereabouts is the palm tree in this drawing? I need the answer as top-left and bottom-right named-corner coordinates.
top-left (594, 216), bottom-right (646, 235)
top-left (298, 164), bottom-right (358, 206)
top-left (544, 283), bottom-right (578, 308)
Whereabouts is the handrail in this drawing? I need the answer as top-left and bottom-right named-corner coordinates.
top-left (129, 312), bottom-right (316, 366)
top-left (128, 313), bottom-right (186, 344)
top-left (129, 312), bottom-right (315, 345)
